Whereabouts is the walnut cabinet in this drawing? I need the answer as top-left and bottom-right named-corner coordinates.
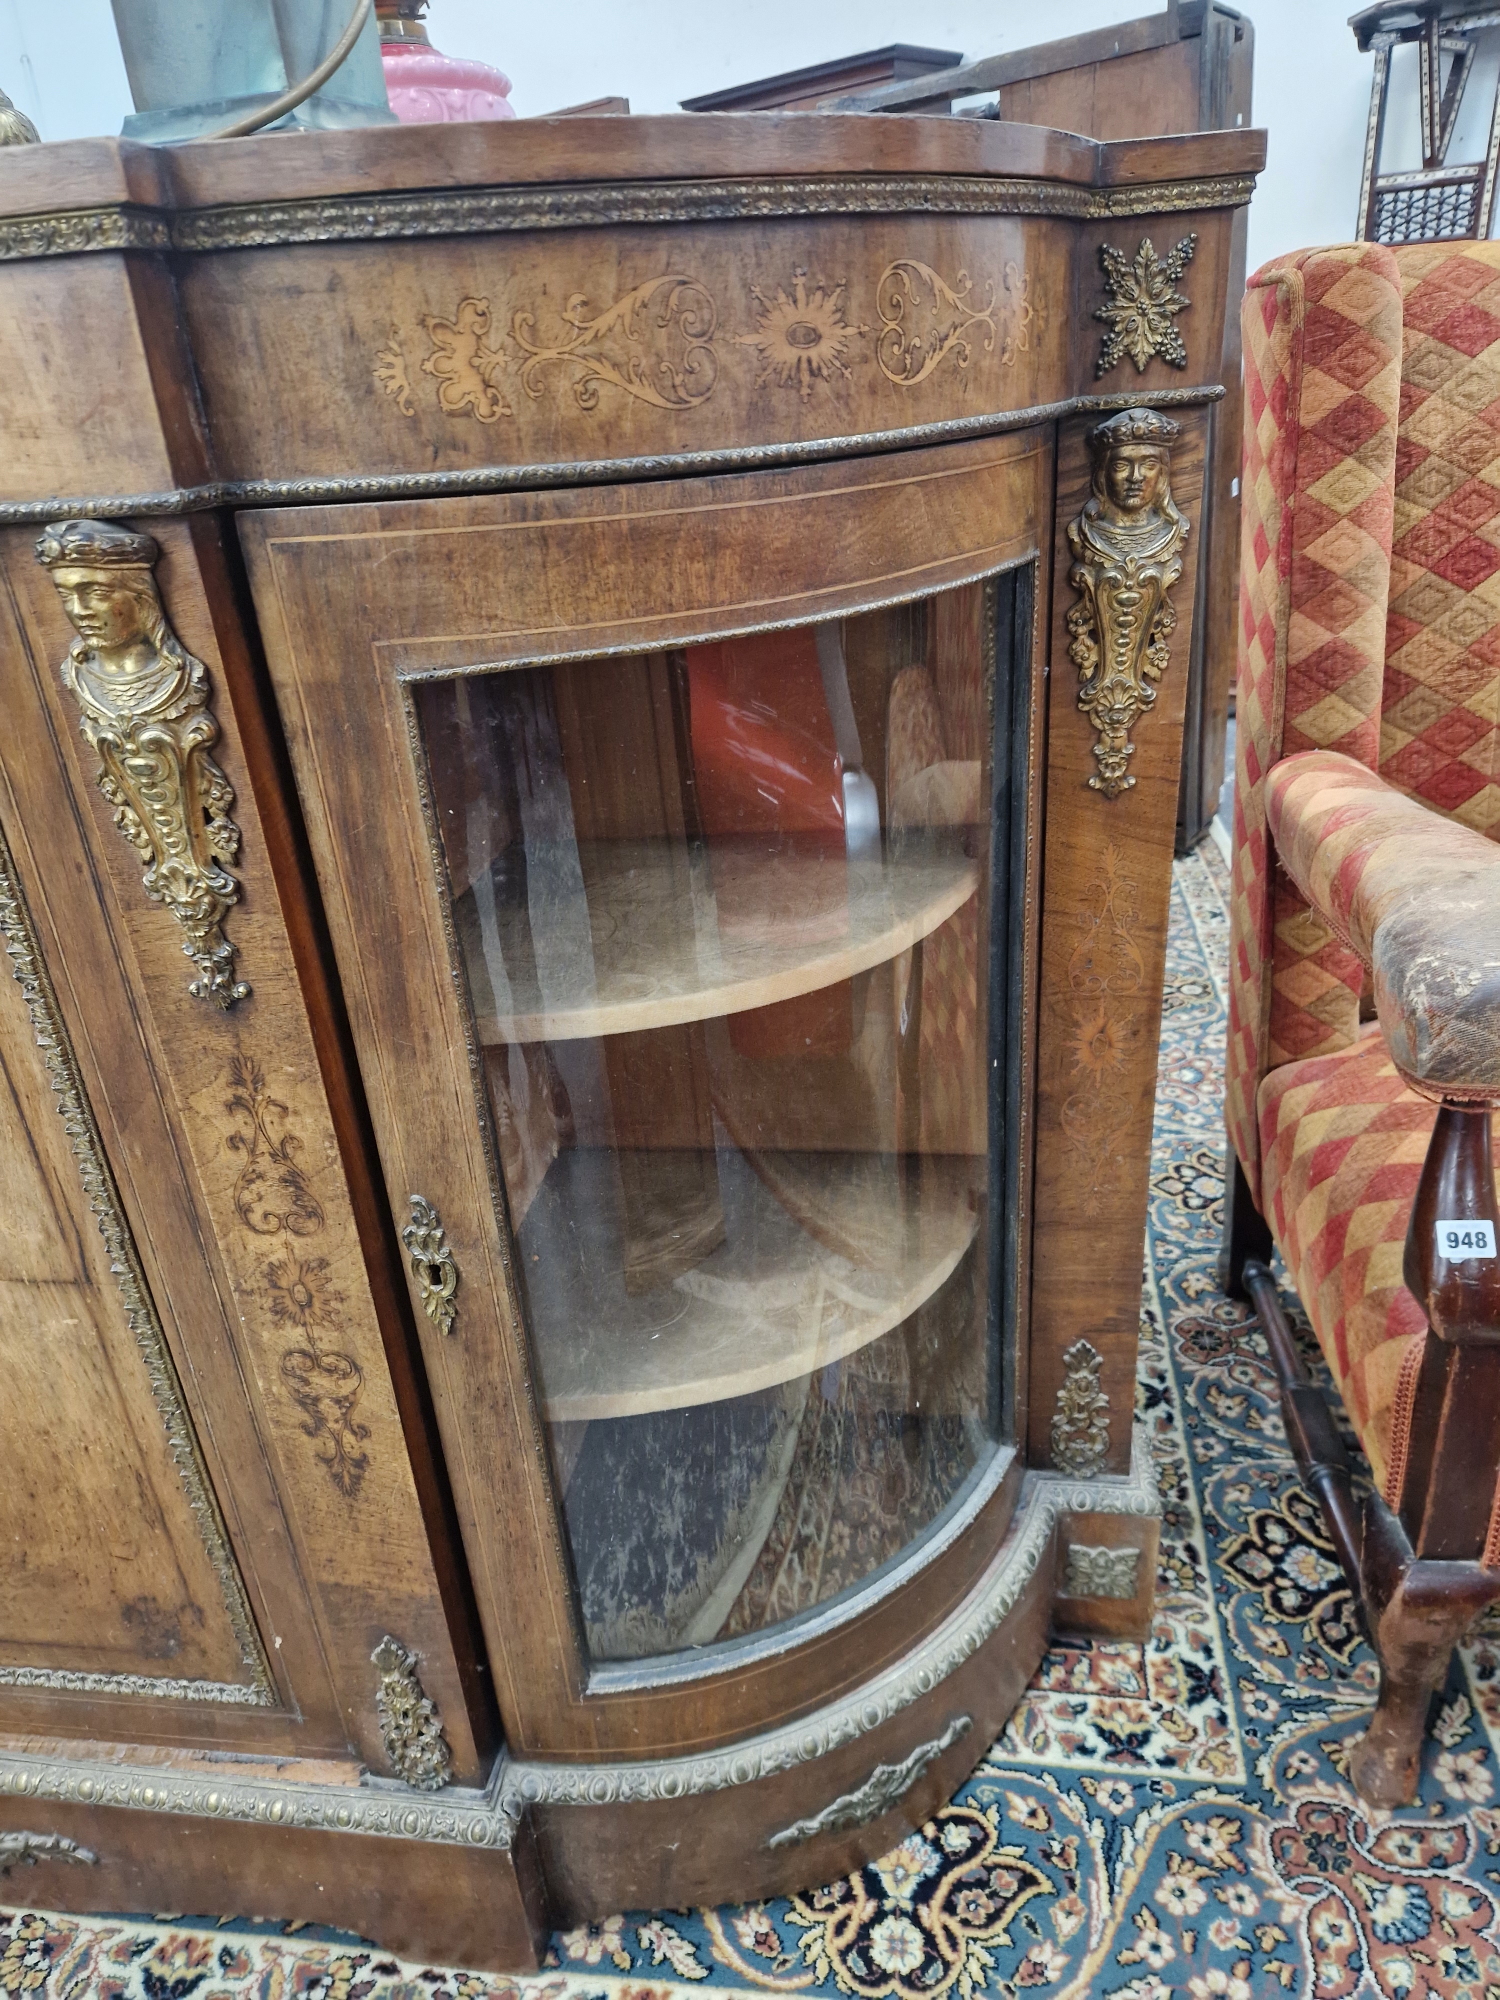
top-left (0, 114), bottom-right (1260, 1965)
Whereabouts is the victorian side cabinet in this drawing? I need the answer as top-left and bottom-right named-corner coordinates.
top-left (0, 115), bottom-right (1261, 1967)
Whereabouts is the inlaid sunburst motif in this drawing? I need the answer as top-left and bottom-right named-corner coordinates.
top-left (737, 270), bottom-right (868, 399)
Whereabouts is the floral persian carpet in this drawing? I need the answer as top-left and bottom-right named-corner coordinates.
top-left (8, 840), bottom-right (1500, 1999)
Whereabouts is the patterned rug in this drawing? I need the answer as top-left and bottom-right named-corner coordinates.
top-left (9, 840), bottom-right (1500, 2000)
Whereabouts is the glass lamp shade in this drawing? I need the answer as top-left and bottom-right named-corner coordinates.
top-left (111, 0), bottom-right (397, 142)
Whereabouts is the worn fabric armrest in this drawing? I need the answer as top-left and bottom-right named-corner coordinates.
top-left (1265, 749), bottom-right (1500, 1103)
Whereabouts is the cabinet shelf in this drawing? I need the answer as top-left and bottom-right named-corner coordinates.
top-left (458, 838), bottom-right (978, 1045)
top-left (519, 1146), bottom-right (979, 1421)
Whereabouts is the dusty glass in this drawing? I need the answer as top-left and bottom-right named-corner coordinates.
top-left (416, 579), bottom-right (1025, 1663)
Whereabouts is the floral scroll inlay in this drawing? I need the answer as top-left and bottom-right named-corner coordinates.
top-left (1060, 842), bottom-right (1145, 1214)
top-left (225, 1056), bottom-right (325, 1238)
top-left (512, 275), bottom-right (718, 411)
top-left (373, 330), bottom-right (415, 416)
top-left (275, 1286), bottom-right (371, 1496)
top-left (280, 1331), bottom-right (369, 1500)
top-left (875, 259), bottom-right (1030, 387)
top-left (1066, 407), bottom-right (1189, 800)
top-left (222, 1058), bottom-right (373, 1500)
top-left (1094, 234), bottom-right (1197, 376)
top-left (420, 296), bottom-right (510, 422)
top-left (736, 269), bottom-right (868, 399)
top-left (38, 519), bottom-right (250, 1008)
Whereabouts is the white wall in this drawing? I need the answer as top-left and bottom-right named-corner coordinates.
top-left (0, 0), bottom-right (1427, 274)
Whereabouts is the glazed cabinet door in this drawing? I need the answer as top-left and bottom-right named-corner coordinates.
top-left (241, 435), bottom-right (1049, 1758)
top-left (0, 517), bottom-right (488, 1781)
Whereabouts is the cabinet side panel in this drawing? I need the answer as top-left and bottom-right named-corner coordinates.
top-left (0, 526), bottom-right (482, 1775)
top-left (0, 828), bottom-right (259, 1695)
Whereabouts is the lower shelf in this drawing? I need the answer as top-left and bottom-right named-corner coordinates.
top-left (517, 1146), bottom-right (980, 1420)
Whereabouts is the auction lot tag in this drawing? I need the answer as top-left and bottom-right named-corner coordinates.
top-left (1436, 1219), bottom-right (1497, 1260)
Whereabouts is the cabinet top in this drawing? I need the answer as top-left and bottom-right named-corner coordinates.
top-left (0, 114), bottom-right (1262, 517)
top-left (0, 115), bottom-right (1265, 239)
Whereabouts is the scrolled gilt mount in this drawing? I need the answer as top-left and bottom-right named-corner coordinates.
top-left (1065, 409), bottom-right (1189, 801)
top-left (38, 519), bottom-right (250, 1007)
top-left (371, 1634), bottom-right (453, 1791)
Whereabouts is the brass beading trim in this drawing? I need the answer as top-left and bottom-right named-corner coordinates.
top-left (0, 1429), bottom-right (1155, 1835)
top-left (0, 171), bottom-right (1258, 266)
top-left (0, 206), bottom-right (170, 258)
top-left (0, 384), bottom-right (1223, 528)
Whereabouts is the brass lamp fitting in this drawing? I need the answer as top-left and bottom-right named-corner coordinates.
top-left (376, 0), bottom-right (429, 41)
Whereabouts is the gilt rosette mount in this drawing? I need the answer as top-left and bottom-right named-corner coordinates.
top-left (1066, 409), bottom-right (1189, 801)
top-left (1094, 234), bottom-right (1196, 376)
top-left (38, 521), bottom-right (250, 1007)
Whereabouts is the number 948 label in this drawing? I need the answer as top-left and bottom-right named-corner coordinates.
top-left (1436, 1219), bottom-right (1497, 1260)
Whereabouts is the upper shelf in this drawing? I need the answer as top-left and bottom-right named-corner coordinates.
top-left (458, 837), bottom-right (978, 1044)
top-left (520, 1145), bottom-right (979, 1422)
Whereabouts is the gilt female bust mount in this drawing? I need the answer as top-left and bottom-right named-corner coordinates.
top-left (37, 518), bottom-right (249, 1008)
top-left (1066, 406), bottom-right (1190, 800)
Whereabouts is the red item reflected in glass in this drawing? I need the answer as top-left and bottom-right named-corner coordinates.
top-left (686, 630), bottom-right (853, 1059)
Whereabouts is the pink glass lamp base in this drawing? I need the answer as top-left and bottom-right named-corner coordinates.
top-left (379, 17), bottom-right (515, 122)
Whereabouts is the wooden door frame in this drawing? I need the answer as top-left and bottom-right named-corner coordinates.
top-left (241, 432), bottom-right (1053, 1758)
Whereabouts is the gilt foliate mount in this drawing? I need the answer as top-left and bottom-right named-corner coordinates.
top-left (1052, 1339), bottom-right (1112, 1476)
top-left (371, 1635), bottom-right (453, 1791)
top-left (402, 1194), bottom-right (459, 1336)
top-left (37, 519), bottom-right (251, 1008)
top-left (1094, 234), bottom-right (1197, 377)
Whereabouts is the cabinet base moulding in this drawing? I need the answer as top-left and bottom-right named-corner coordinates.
top-left (0, 1429), bottom-right (1157, 1958)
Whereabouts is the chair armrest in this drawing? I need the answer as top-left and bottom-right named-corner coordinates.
top-left (1265, 749), bottom-right (1500, 1103)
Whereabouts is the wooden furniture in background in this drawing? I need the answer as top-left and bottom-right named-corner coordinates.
top-left (0, 112), bottom-right (1259, 1964)
top-left (1353, 0), bottom-right (1500, 245)
top-left (828, 0), bottom-right (1255, 856)
top-left (681, 44), bottom-right (961, 114)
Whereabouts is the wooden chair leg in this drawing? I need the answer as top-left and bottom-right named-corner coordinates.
top-left (1351, 1497), bottom-right (1500, 1806)
top-left (1242, 1259), bottom-right (1363, 1595)
top-left (1219, 1146), bottom-right (1273, 1302)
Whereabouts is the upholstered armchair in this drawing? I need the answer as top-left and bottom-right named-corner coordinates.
top-left (1222, 240), bottom-right (1500, 1806)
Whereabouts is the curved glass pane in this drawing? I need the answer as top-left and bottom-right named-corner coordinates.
top-left (415, 576), bottom-right (1023, 1663)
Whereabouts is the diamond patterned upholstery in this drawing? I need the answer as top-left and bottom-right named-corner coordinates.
top-left (1385, 245), bottom-right (1500, 839)
top-left (1226, 246), bottom-right (1403, 1200)
top-left (1227, 241), bottom-right (1500, 1523)
top-left (1257, 1032), bottom-right (1430, 1499)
